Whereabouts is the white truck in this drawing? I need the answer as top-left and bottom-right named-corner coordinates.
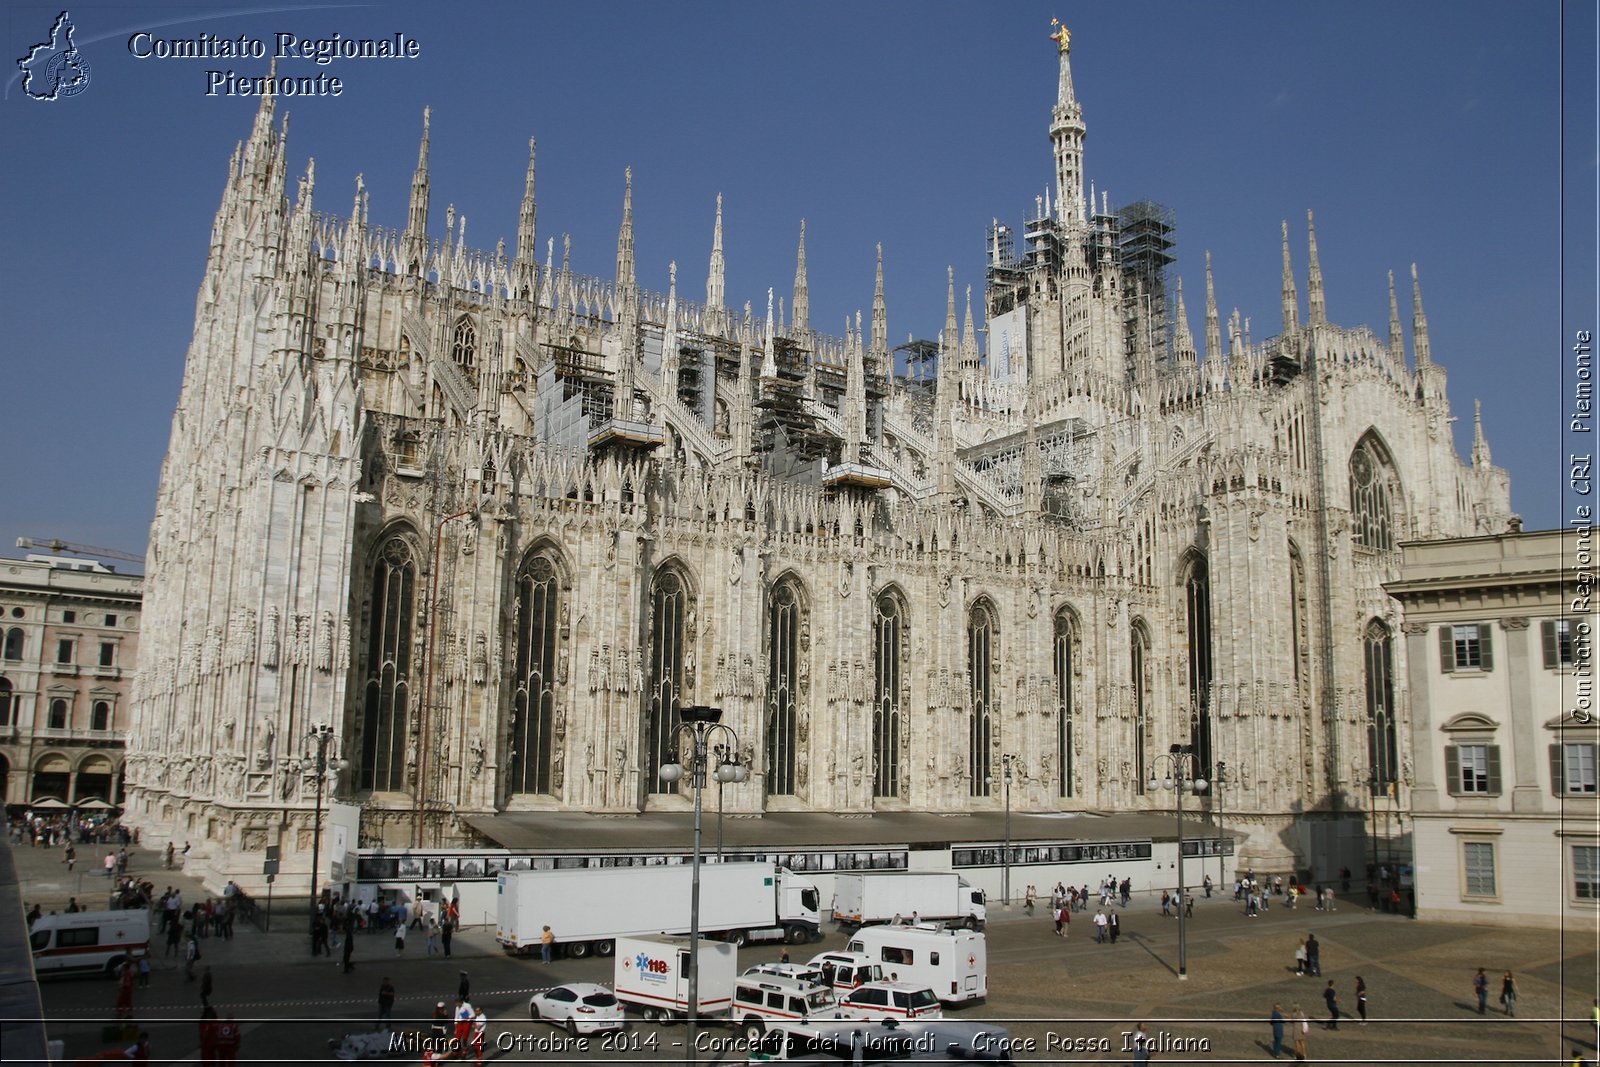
top-left (613, 934), bottom-right (737, 1022)
top-left (496, 862), bottom-right (822, 959)
top-left (831, 872), bottom-right (986, 930)
top-left (845, 925), bottom-right (987, 1004)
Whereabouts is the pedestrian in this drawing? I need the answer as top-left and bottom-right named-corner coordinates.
top-left (1270, 1002), bottom-right (1286, 1058)
top-left (458, 970), bottom-right (471, 1002)
top-left (1323, 979), bottom-right (1340, 1030)
top-left (454, 998), bottom-right (474, 1045)
top-left (164, 842), bottom-right (175, 870)
top-left (115, 961), bottom-right (135, 1019)
top-left (342, 928), bottom-right (355, 973)
top-left (440, 917), bottom-right (453, 958)
top-left (1355, 975), bottom-right (1368, 1024)
top-left (213, 1013), bottom-right (241, 1066)
top-left (184, 933), bottom-right (200, 981)
top-left (540, 924), bottom-right (554, 964)
top-left (137, 954), bottom-right (151, 988)
top-left (64, 843), bottom-right (76, 872)
top-left (1108, 911), bottom-right (1120, 944)
top-left (394, 918), bottom-right (407, 956)
top-left (1094, 909), bottom-right (1108, 943)
top-left (426, 916), bottom-right (440, 956)
top-left (104, 852), bottom-right (117, 879)
top-left (430, 1001), bottom-right (450, 1039)
top-left (1024, 884), bottom-right (1036, 914)
top-left (1131, 1022), bottom-right (1151, 1065)
top-left (472, 1008), bottom-right (487, 1065)
top-left (313, 914), bottom-right (331, 957)
top-left (1305, 933), bottom-right (1321, 977)
top-left (199, 1004), bottom-right (219, 1066)
top-left (1500, 971), bottom-right (1517, 1016)
top-left (1185, 893), bottom-right (1195, 918)
top-left (1473, 967), bottom-right (1489, 1014)
top-left (200, 965), bottom-right (213, 1008)
top-left (1324, 886), bottom-right (1336, 911)
top-left (378, 977), bottom-right (396, 1026)
top-left (1292, 1005), bottom-right (1310, 1061)
top-left (1161, 890), bottom-right (1171, 917)
top-left (1203, 874), bottom-right (1212, 898)
top-left (1053, 905), bottom-right (1065, 936)
top-left (1294, 939), bottom-right (1307, 976)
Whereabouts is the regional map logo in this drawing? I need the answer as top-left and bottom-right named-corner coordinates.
top-left (18, 11), bottom-right (92, 101)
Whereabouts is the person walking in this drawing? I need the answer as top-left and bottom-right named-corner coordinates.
top-left (426, 916), bottom-right (440, 956)
top-left (1474, 967), bottom-right (1490, 1014)
top-left (1093, 910), bottom-right (1108, 943)
top-left (137, 954), bottom-right (151, 989)
top-left (1053, 905), bottom-right (1066, 936)
top-left (1500, 971), bottom-right (1517, 1016)
top-left (1294, 939), bottom-right (1307, 976)
top-left (1269, 1003), bottom-right (1286, 1058)
top-left (394, 918), bottom-right (407, 957)
top-left (342, 927), bottom-right (356, 973)
top-left (1292, 1005), bottom-right (1310, 1061)
top-left (1108, 911), bottom-right (1121, 944)
top-left (1355, 976), bottom-right (1368, 1024)
top-left (458, 971), bottom-right (471, 1003)
top-left (540, 925), bottom-right (554, 964)
top-left (1024, 884), bottom-right (1037, 915)
top-left (184, 932), bottom-right (200, 981)
top-left (1323, 980), bottom-right (1340, 1030)
top-left (377, 977), bottom-right (396, 1027)
top-left (1131, 1022), bottom-right (1152, 1065)
top-left (440, 917), bottom-right (453, 959)
top-left (472, 1008), bottom-right (487, 1065)
top-left (1305, 933), bottom-right (1321, 977)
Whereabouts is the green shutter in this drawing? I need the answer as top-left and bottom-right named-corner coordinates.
top-left (1551, 744), bottom-right (1566, 796)
top-left (1445, 746), bottom-right (1461, 795)
top-left (1479, 625), bottom-right (1493, 671)
top-left (1439, 627), bottom-right (1455, 673)
top-left (1486, 746), bottom-right (1501, 795)
top-left (1542, 621), bottom-right (1559, 669)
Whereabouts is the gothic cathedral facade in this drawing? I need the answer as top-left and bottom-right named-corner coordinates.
top-left (128, 35), bottom-right (1511, 889)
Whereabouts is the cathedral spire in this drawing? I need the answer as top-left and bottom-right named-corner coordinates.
top-left (1306, 209), bottom-right (1326, 325)
top-left (1387, 269), bottom-right (1406, 368)
top-left (615, 167), bottom-right (635, 291)
top-left (961, 285), bottom-right (979, 374)
top-left (660, 260), bottom-right (680, 387)
top-left (844, 310), bottom-right (866, 459)
top-left (871, 243), bottom-right (890, 384)
top-left (1472, 399), bottom-right (1492, 467)
top-left (403, 107), bottom-right (431, 273)
top-left (1280, 221), bottom-right (1298, 334)
top-left (1021, 391), bottom-right (1043, 515)
top-left (792, 219), bottom-right (809, 334)
top-left (944, 267), bottom-right (959, 377)
top-left (1048, 19), bottom-right (1086, 226)
top-left (707, 193), bottom-right (726, 330)
top-left (1411, 263), bottom-right (1432, 368)
top-left (1173, 277), bottom-right (1197, 364)
top-left (513, 138), bottom-right (537, 287)
top-left (1204, 251), bottom-right (1222, 362)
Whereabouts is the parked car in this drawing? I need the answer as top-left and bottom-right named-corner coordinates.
top-left (833, 981), bottom-right (942, 1022)
top-left (744, 962), bottom-right (828, 987)
top-left (527, 983), bottom-right (625, 1034)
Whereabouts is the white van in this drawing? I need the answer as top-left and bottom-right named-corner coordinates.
top-left (29, 910), bottom-right (150, 977)
top-left (845, 925), bottom-right (987, 1003)
top-left (805, 950), bottom-right (883, 994)
top-left (731, 973), bottom-right (838, 1040)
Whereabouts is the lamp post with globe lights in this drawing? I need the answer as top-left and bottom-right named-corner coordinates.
top-left (1147, 743), bottom-right (1207, 980)
top-left (306, 723), bottom-right (349, 955)
top-left (657, 706), bottom-right (745, 1061)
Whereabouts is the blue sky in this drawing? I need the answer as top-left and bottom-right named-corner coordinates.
top-left (1, 1), bottom-right (1591, 567)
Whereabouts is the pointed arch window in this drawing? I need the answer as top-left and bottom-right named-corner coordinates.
top-left (872, 590), bottom-right (907, 799)
top-left (360, 536), bottom-right (417, 793)
top-left (1053, 608), bottom-right (1078, 798)
top-left (452, 318), bottom-right (477, 373)
top-left (1132, 621), bottom-right (1151, 795)
top-left (1184, 554), bottom-right (1214, 775)
top-left (1350, 435), bottom-right (1402, 551)
top-left (509, 551), bottom-right (561, 796)
top-left (766, 578), bottom-right (804, 797)
top-left (968, 599), bottom-right (998, 798)
top-left (1364, 620), bottom-right (1398, 794)
top-left (646, 567), bottom-right (693, 794)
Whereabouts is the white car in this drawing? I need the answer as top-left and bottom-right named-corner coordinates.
top-left (833, 981), bottom-right (942, 1022)
top-left (743, 962), bottom-right (828, 987)
top-left (527, 983), bottom-right (625, 1035)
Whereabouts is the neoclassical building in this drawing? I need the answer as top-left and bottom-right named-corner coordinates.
top-left (128, 31), bottom-right (1511, 891)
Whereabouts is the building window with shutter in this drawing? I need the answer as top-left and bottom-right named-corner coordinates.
top-left (1542, 618), bottom-right (1579, 669)
top-left (1462, 841), bottom-right (1496, 898)
top-left (1439, 623), bottom-right (1493, 672)
top-left (1551, 742), bottom-right (1598, 795)
top-left (1446, 743), bottom-right (1500, 795)
top-left (1575, 845), bottom-right (1600, 901)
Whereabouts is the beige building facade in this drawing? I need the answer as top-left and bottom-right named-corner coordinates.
top-left (127, 33), bottom-right (1512, 893)
top-left (0, 556), bottom-right (142, 810)
top-left (1386, 529), bottom-right (1597, 929)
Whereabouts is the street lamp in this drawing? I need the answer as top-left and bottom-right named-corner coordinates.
top-left (1147, 743), bottom-right (1207, 980)
top-left (1000, 753), bottom-right (1018, 908)
top-left (306, 723), bottom-right (349, 955)
top-left (1212, 760), bottom-right (1228, 890)
top-left (658, 705), bottom-right (745, 1061)
top-left (712, 742), bottom-right (748, 861)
